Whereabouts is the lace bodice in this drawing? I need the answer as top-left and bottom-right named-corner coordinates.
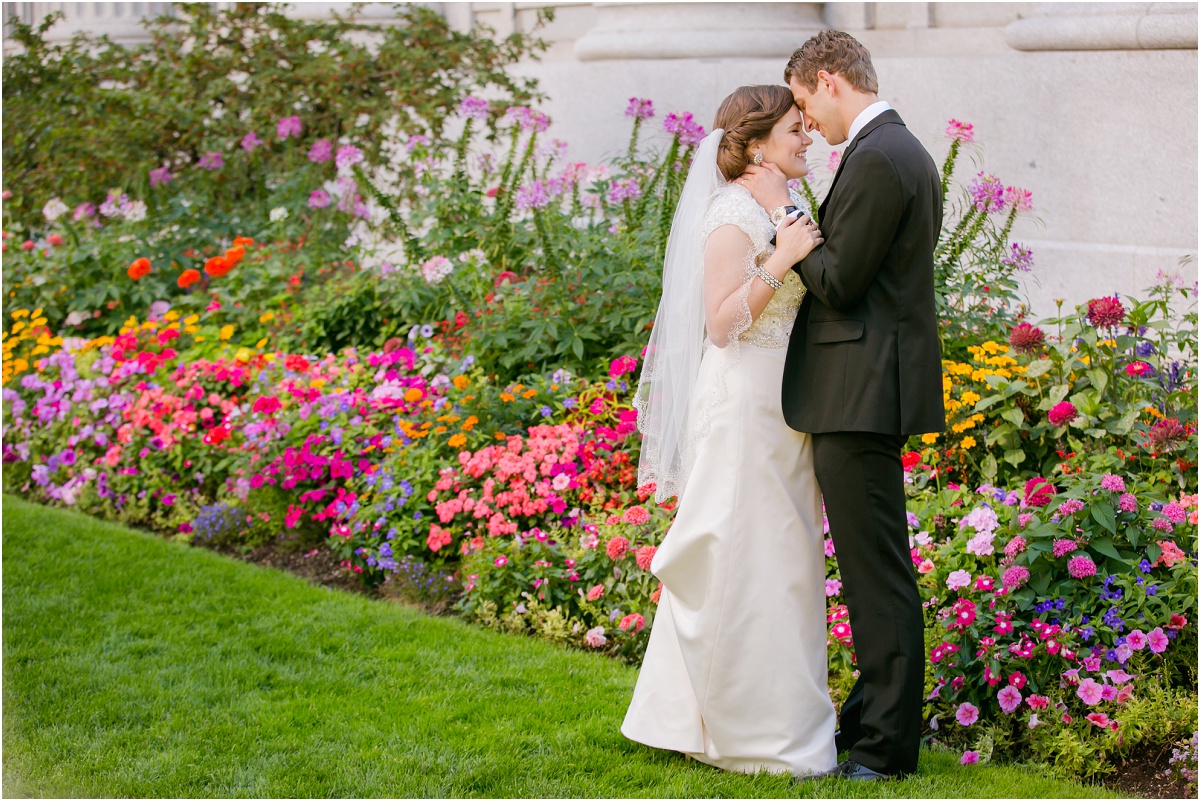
top-left (702, 184), bottom-right (808, 348)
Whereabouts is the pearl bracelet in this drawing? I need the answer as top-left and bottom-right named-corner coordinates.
top-left (751, 262), bottom-right (784, 291)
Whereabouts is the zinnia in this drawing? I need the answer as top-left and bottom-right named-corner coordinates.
top-left (606, 536), bottom-right (629, 560)
top-left (635, 545), bottom-right (657, 571)
top-left (1087, 296), bottom-right (1126, 329)
top-left (622, 505), bottom-right (650, 525)
top-left (177, 268), bottom-right (201, 288)
top-left (1008, 322), bottom-right (1045, 354)
top-left (1047, 401), bottom-right (1077, 427)
top-left (1023, 477), bottom-right (1056, 507)
top-left (127, 257), bottom-right (152, 280)
top-left (205, 256), bottom-right (233, 277)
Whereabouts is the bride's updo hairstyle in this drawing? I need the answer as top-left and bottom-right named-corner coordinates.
top-left (712, 85), bottom-right (796, 183)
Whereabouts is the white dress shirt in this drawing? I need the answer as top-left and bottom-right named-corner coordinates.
top-left (846, 100), bottom-right (892, 145)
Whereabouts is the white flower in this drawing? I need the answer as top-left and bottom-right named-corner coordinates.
top-left (42, 197), bottom-right (69, 222)
top-left (269, 206), bottom-right (289, 222)
top-left (420, 255), bottom-right (454, 285)
top-left (584, 626), bottom-right (607, 648)
top-left (121, 199), bottom-right (147, 222)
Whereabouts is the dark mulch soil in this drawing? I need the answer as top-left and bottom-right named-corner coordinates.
top-left (1102, 744), bottom-right (1193, 799)
top-left (220, 539), bottom-right (1196, 800)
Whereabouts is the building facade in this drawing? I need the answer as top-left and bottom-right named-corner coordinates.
top-left (5, 2), bottom-right (1197, 313)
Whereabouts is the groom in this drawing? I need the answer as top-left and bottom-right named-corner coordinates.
top-left (743, 30), bottom-right (945, 780)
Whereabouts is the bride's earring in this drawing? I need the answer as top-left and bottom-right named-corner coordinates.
top-left (752, 152), bottom-right (764, 165)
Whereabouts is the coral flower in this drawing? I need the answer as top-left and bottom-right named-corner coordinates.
top-left (127, 257), bottom-right (152, 280)
top-left (635, 545), bottom-right (657, 571)
top-left (177, 268), bottom-right (201, 288)
top-left (205, 256), bottom-right (233, 277)
top-left (606, 536), bottom-right (629, 560)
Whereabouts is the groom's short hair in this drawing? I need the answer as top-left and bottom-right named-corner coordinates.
top-left (785, 30), bottom-right (879, 94)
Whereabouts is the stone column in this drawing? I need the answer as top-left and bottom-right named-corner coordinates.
top-left (1006, 2), bottom-right (1198, 51)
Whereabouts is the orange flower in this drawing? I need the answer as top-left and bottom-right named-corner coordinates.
top-left (224, 245), bottom-right (245, 265)
top-left (127, 257), bottom-right (152, 280)
top-left (232, 236), bottom-right (254, 247)
top-left (204, 256), bottom-right (233, 277)
top-left (177, 269), bottom-right (202, 288)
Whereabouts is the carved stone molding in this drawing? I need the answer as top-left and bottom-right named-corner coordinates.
top-left (1005, 2), bottom-right (1197, 51)
top-left (573, 2), bottom-right (824, 61)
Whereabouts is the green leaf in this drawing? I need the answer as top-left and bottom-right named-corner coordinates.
top-left (1090, 504), bottom-right (1117, 535)
top-left (1087, 368), bottom-right (1108, 395)
top-left (1003, 449), bottom-right (1026, 467)
top-left (981, 453), bottom-right (997, 480)
top-left (1047, 384), bottom-right (1071, 404)
top-left (974, 394), bottom-right (1003, 411)
top-left (1090, 536), bottom-right (1121, 560)
top-left (1001, 407), bottom-right (1025, 426)
top-left (1024, 358), bottom-right (1054, 378)
top-left (1031, 570), bottom-right (1052, 596)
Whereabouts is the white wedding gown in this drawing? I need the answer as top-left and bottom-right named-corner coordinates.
top-left (622, 185), bottom-right (837, 776)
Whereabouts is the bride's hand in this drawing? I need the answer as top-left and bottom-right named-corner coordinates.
top-left (773, 213), bottom-right (824, 265)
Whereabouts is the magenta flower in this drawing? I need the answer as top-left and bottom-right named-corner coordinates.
top-left (1076, 677), bottom-right (1104, 705)
top-left (197, 151), bottom-right (225, 171)
top-left (149, 165), bottom-right (173, 187)
top-left (997, 685), bottom-right (1022, 714)
top-left (1002, 564), bottom-right (1030, 591)
top-left (1048, 401), bottom-right (1078, 427)
top-left (241, 131), bottom-right (263, 152)
top-left (625, 97), bottom-right (655, 119)
top-left (1125, 361), bottom-right (1153, 377)
top-left (308, 190), bottom-right (332, 209)
top-left (1086, 712), bottom-right (1111, 728)
top-left (1126, 629), bottom-right (1148, 650)
top-left (276, 115), bottom-right (303, 140)
top-left (1057, 499), bottom-right (1084, 517)
top-left (1024, 477), bottom-right (1057, 507)
top-left (1100, 474), bottom-right (1126, 492)
top-left (1162, 503), bottom-right (1186, 524)
top-left (335, 145), bottom-right (364, 170)
top-left (458, 96), bottom-right (490, 121)
top-left (960, 750), bottom-right (980, 765)
top-left (663, 111), bottom-right (706, 146)
top-left (946, 119), bottom-right (974, 142)
top-left (955, 702), bottom-right (980, 726)
top-left (968, 172), bottom-right (1005, 214)
top-left (1147, 626), bottom-right (1169, 653)
top-left (308, 139), bottom-right (333, 164)
top-left (73, 202), bottom-right (97, 221)
top-left (1118, 493), bottom-right (1138, 512)
top-left (1087, 296), bottom-right (1126, 329)
top-left (1067, 555), bottom-right (1097, 579)
top-left (1004, 535), bottom-right (1027, 557)
top-left (504, 106), bottom-right (550, 133)
top-left (1053, 538), bottom-right (1079, 557)
top-left (493, 555), bottom-right (508, 567)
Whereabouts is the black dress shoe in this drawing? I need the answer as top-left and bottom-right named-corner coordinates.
top-left (836, 759), bottom-right (893, 781)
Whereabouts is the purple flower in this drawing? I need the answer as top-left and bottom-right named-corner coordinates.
top-left (825, 578), bottom-right (842, 597)
top-left (960, 750), bottom-right (979, 765)
top-left (149, 165), bottom-right (173, 187)
top-left (308, 190), bottom-right (331, 209)
top-left (197, 151), bottom-right (225, 171)
top-left (967, 172), bottom-right (1005, 214)
top-left (308, 139), bottom-right (333, 164)
top-left (335, 145), bottom-right (364, 170)
top-left (1000, 243), bottom-right (1034, 272)
top-left (625, 97), bottom-right (655, 119)
top-left (59, 448), bottom-right (77, 466)
top-left (241, 131), bottom-right (263, 152)
top-left (276, 116), bottom-right (302, 140)
top-left (608, 178), bottom-right (642, 203)
top-left (663, 111), bottom-right (706, 146)
top-left (458, 96), bottom-right (490, 121)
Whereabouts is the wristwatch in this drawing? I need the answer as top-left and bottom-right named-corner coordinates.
top-left (770, 205), bottom-right (798, 226)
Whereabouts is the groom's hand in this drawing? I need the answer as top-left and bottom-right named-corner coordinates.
top-left (736, 163), bottom-right (791, 211)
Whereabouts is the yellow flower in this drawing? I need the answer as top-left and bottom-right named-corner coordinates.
top-left (234, 347), bottom-right (253, 362)
top-left (961, 436), bottom-right (977, 449)
top-left (10, 309), bottom-right (29, 319)
top-left (310, 378), bottom-right (326, 389)
top-left (961, 391), bottom-right (981, 406)
top-left (194, 335), bottom-right (206, 342)
top-left (982, 341), bottom-right (1000, 355)
top-left (164, 310), bottom-right (180, 322)
top-left (219, 325), bottom-right (235, 340)
top-left (255, 337), bottom-right (268, 349)
top-left (183, 314), bottom-right (200, 325)
top-left (448, 434), bottom-right (467, 448)
top-left (260, 312), bottom-right (275, 323)
top-left (185, 325), bottom-right (201, 334)
top-left (921, 432), bottom-right (939, 444)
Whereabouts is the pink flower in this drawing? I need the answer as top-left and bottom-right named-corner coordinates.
top-left (1053, 538), bottom-right (1080, 557)
top-left (622, 505), bottom-right (650, 525)
top-left (1099, 474), bottom-right (1127, 492)
top-left (252, 396), bottom-right (282, 415)
top-left (240, 131), bottom-right (263, 152)
top-left (606, 536), bottom-right (629, 560)
top-left (276, 116), bottom-right (302, 140)
top-left (308, 139), bottom-right (333, 163)
top-left (1004, 186), bottom-right (1033, 211)
top-left (1009, 672), bottom-right (1027, 689)
top-left (609, 355), bottom-right (638, 378)
top-left (824, 578), bottom-right (842, 597)
top-left (955, 702), bottom-right (980, 726)
top-left (584, 626), bottom-right (607, 648)
top-left (1026, 694), bottom-right (1049, 710)
top-left (586, 584), bottom-right (605, 602)
top-left (335, 145), bottom-right (364, 170)
top-left (1168, 614), bottom-right (1188, 630)
top-left (1002, 564), bottom-right (1030, 591)
top-left (968, 172), bottom-right (1005, 214)
top-left (1076, 678), bottom-right (1104, 705)
top-left (458, 96), bottom-right (490, 121)
top-left (1125, 629), bottom-right (1148, 651)
top-left (635, 545), bottom-right (657, 571)
top-left (974, 575), bottom-right (995, 592)
top-left (1009, 323), bottom-right (1045, 354)
top-left (1116, 684), bottom-right (1135, 704)
top-left (1162, 503), bottom-right (1186, 524)
top-left (1048, 401), bottom-right (1078, 427)
top-left (198, 151), bottom-right (224, 170)
top-left (1146, 627), bottom-right (1169, 653)
top-left (1087, 296), bottom-right (1126, 329)
top-left (946, 119), bottom-right (974, 142)
top-left (1067, 555), bottom-right (1097, 579)
top-left (624, 97), bottom-right (655, 119)
top-left (1125, 362), bottom-right (1152, 377)
top-left (1005, 535), bottom-right (1028, 556)
top-left (998, 685), bottom-right (1023, 714)
top-left (948, 598), bottom-right (978, 630)
top-left (993, 612), bottom-right (1014, 635)
top-left (827, 150), bottom-right (842, 173)
top-left (1086, 712), bottom-right (1111, 728)
top-left (1118, 493), bottom-right (1138, 512)
top-left (619, 613), bottom-right (645, 633)
top-left (946, 569), bottom-right (972, 591)
top-left (917, 559), bottom-right (935, 574)
top-left (493, 555), bottom-right (508, 567)
top-left (960, 750), bottom-right (979, 765)
top-left (1028, 713), bottom-right (1042, 729)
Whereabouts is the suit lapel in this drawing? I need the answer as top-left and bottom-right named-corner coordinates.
top-left (818, 109), bottom-right (904, 220)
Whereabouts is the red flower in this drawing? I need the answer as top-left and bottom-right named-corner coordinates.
top-left (47, 233), bottom-right (63, 246)
top-left (177, 268), bottom-right (202, 288)
top-left (619, 613), bottom-right (645, 632)
top-left (127, 257), bottom-right (152, 280)
top-left (901, 451), bottom-right (921, 470)
top-left (284, 354), bottom-right (310, 372)
top-left (1086, 296), bottom-right (1125, 329)
top-left (1168, 614), bottom-right (1188, 630)
top-left (494, 271), bottom-right (519, 287)
top-left (1023, 477), bottom-right (1056, 507)
top-left (252, 395), bottom-right (282, 415)
top-left (204, 256), bottom-right (233, 277)
top-left (1008, 322), bottom-right (1045, 355)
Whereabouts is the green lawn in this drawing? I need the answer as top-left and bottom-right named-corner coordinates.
top-left (2, 496), bottom-right (1124, 798)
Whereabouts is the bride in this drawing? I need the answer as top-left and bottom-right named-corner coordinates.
top-left (622, 85), bottom-right (836, 776)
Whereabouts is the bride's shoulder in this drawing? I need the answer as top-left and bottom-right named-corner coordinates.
top-left (704, 183), bottom-right (763, 229)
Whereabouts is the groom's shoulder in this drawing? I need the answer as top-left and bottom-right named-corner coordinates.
top-left (867, 120), bottom-right (936, 171)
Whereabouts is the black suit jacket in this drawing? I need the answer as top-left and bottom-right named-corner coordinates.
top-left (782, 110), bottom-right (946, 435)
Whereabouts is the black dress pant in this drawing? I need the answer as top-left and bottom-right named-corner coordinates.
top-left (812, 431), bottom-right (924, 776)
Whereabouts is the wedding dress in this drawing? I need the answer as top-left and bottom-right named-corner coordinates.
top-left (622, 176), bottom-right (837, 776)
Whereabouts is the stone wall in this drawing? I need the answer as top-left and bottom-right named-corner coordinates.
top-left (6, 2), bottom-right (1196, 313)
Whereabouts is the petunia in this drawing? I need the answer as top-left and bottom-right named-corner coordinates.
top-left (955, 702), bottom-right (979, 726)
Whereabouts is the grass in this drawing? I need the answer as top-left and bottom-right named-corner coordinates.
top-left (2, 495), bottom-right (1125, 798)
